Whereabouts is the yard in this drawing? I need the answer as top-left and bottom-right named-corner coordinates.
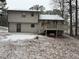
top-left (0, 26), bottom-right (79, 59)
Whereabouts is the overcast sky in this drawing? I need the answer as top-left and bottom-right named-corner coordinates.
top-left (6, 0), bottom-right (54, 10)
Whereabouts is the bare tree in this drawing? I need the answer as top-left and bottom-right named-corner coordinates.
top-left (51, 0), bottom-right (78, 36)
top-left (75, 0), bottom-right (78, 36)
top-left (0, 0), bottom-right (7, 26)
top-left (29, 5), bottom-right (45, 11)
top-left (29, 5), bottom-right (45, 14)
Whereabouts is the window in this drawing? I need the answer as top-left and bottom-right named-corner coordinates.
top-left (31, 13), bottom-right (34, 17)
top-left (22, 13), bottom-right (26, 17)
top-left (31, 24), bottom-right (35, 28)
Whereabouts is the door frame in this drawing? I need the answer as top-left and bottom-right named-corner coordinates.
top-left (17, 23), bottom-right (21, 32)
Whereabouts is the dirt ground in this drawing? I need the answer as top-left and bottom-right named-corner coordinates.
top-left (0, 33), bottom-right (79, 59)
top-left (75, 35), bottom-right (79, 39)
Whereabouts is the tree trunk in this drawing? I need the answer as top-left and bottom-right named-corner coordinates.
top-left (70, 0), bottom-right (73, 36)
top-left (75, 0), bottom-right (78, 36)
top-left (62, 0), bottom-right (64, 18)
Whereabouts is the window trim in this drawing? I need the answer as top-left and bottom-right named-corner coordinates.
top-left (22, 13), bottom-right (26, 17)
top-left (31, 24), bottom-right (35, 28)
top-left (17, 23), bottom-right (21, 32)
top-left (31, 13), bottom-right (34, 17)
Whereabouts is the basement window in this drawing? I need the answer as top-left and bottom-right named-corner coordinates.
top-left (31, 24), bottom-right (35, 28)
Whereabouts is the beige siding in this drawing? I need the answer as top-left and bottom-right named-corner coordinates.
top-left (8, 23), bottom-right (16, 32)
top-left (8, 12), bottom-right (38, 23)
top-left (8, 23), bottom-right (39, 33)
top-left (8, 21), bottom-right (65, 33)
top-left (21, 23), bottom-right (38, 33)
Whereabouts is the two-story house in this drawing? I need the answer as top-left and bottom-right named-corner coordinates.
top-left (8, 10), bottom-right (40, 33)
top-left (8, 9), bottom-right (65, 35)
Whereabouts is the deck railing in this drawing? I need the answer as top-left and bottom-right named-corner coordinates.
top-left (45, 24), bottom-right (67, 30)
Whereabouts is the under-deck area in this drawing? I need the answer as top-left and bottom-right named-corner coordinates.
top-left (42, 30), bottom-right (64, 36)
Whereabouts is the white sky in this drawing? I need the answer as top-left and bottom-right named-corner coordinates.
top-left (6, 0), bottom-right (53, 10)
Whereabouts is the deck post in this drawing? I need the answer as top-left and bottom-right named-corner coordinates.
top-left (45, 30), bottom-right (47, 36)
top-left (45, 22), bottom-right (48, 36)
top-left (56, 21), bottom-right (58, 37)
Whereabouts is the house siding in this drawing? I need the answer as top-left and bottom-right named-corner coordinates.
top-left (8, 22), bottom-right (40, 33)
top-left (8, 23), bottom-right (16, 32)
top-left (8, 11), bottom-right (38, 23)
top-left (21, 23), bottom-right (38, 33)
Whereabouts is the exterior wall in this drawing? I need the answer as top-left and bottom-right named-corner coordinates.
top-left (21, 23), bottom-right (38, 33)
top-left (8, 22), bottom-right (40, 33)
top-left (8, 21), bottom-right (65, 33)
top-left (8, 23), bottom-right (16, 32)
top-left (8, 11), bottom-right (39, 23)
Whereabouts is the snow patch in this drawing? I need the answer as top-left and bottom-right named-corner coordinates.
top-left (40, 14), bottom-right (64, 20)
top-left (0, 30), bottom-right (8, 32)
top-left (1, 34), bottom-right (37, 41)
top-left (0, 26), bottom-right (8, 32)
top-left (0, 26), bottom-right (37, 42)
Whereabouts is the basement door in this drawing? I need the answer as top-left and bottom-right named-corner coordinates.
top-left (17, 23), bottom-right (21, 32)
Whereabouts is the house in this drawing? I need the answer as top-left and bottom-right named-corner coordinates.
top-left (8, 9), bottom-right (40, 33)
top-left (8, 9), bottom-right (65, 35)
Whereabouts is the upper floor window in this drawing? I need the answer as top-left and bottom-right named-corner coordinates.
top-left (31, 13), bottom-right (34, 17)
top-left (22, 13), bottom-right (26, 17)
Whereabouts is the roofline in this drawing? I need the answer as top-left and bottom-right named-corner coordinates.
top-left (39, 19), bottom-right (64, 21)
top-left (39, 14), bottom-right (64, 20)
top-left (7, 9), bottom-right (40, 13)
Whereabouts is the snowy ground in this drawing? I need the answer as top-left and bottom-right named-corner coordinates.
top-left (0, 26), bottom-right (79, 59)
